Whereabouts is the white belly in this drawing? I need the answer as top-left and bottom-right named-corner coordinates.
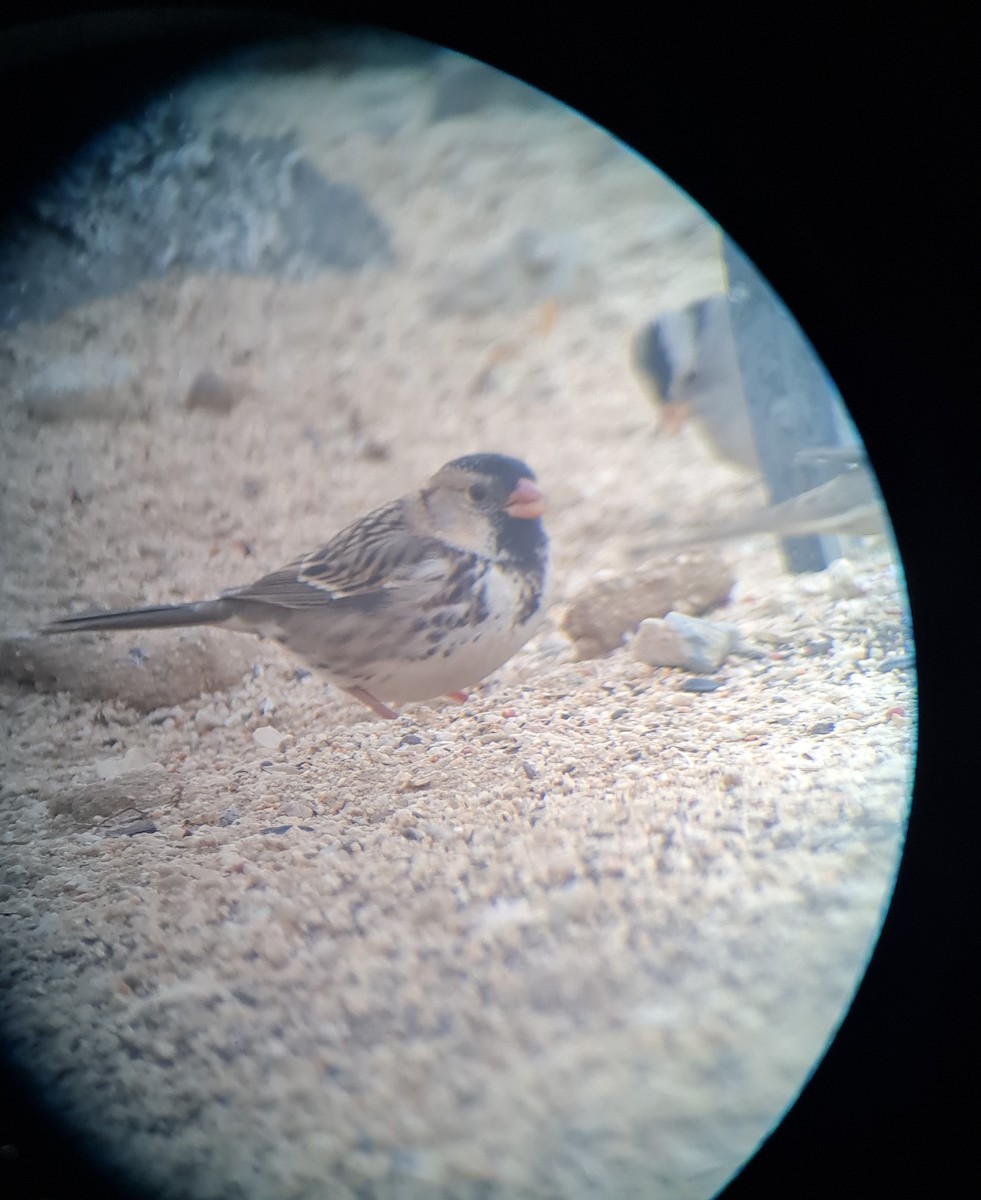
top-left (364, 616), bottom-right (541, 703)
top-left (346, 563), bottom-right (549, 703)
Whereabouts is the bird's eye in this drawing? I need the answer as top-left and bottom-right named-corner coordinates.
top-left (468, 482), bottom-right (489, 504)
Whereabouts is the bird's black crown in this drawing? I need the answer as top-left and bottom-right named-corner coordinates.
top-left (447, 453), bottom-right (537, 489)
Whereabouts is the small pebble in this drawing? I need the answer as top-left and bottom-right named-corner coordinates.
top-left (194, 709), bottom-right (225, 731)
top-left (146, 706), bottom-right (183, 725)
top-left (253, 725), bottom-right (285, 750)
top-left (359, 437), bottom-right (390, 461)
top-left (827, 558), bottom-right (865, 600)
top-left (808, 720), bottom-right (836, 735)
top-left (879, 653), bottom-right (915, 673)
top-left (261, 825), bottom-right (293, 836)
top-left (104, 818), bottom-right (157, 838)
top-left (732, 644), bottom-right (768, 660)
top-left (678, 677), bottom-right (723, 694)
top-left (185, 368), bottom-right (243, 415)
top-left (218, 807), bottom-right (241, 826)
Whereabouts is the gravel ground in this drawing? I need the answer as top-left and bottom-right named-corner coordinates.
top-left (0, 43), bottom-right (914, 1200)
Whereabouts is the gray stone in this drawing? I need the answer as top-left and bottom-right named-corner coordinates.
top-left (185, 368), bottom-right (244, 415)
top-left (0, 628), bottom-right (256, 713)
top-left (630, 611), bottom-right (736, 673)
top-left (104, 818), bottom-right (158, 837)
top-left (48, 764), bottom-right (172, 821)
top-left (0, 96), bottom-right (394, 329)
top-left (678, 676), bottom-right (724, 693)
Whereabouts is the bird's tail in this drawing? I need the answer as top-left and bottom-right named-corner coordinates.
top-left (42, 599), bottom-right (233, 635)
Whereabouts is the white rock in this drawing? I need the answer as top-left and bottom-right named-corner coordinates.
top-left (631, 611), bottom-right (735, 672)
top-left (252, 725), bottom-right (285, 750)
top-left (827, 557), bottom-right (865, 600)
top-left (93, 747), bottom-right (152, 780)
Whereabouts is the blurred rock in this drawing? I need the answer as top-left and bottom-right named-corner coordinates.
top-left (678, 677), bottom-right (724, 694)
top-left (185, 367), bottom-right (245, 415)
top-left (0, 629), bottom-right (256, 712)
top-left (252, 725), bottom-right (286, 750)
top-left (631, 612), bottom-right (736, 672)
top-left (0, 96), bottom-right (394, 329)
top-left (431, 53), bottom-right (551, 121)
top-left (94, 747), bottom-right (153, 781)
top-left (429, 227), bottom-right (595, 318)
top-left (20, 356), bottom-right (143, 421)
top-left (561, 551), bottom-right (734, 660)
top-left (48, 764), bottom-right (172, 821)
top-left (826, 557), bottom-right (865, 600)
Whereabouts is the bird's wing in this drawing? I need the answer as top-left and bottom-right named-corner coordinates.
top-left (224, 500), bottom-right (446, 610)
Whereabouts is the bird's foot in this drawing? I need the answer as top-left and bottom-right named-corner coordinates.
top-left (445, 691), bottom-right (468, 704)
top-left (345, 687), bottom-right (399, 720)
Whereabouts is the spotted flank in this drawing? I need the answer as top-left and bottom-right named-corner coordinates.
top-left (425, 553), bottom-right (489, 623)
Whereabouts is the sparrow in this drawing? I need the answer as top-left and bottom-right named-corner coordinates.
top-left (631, 293), bottom-right (760, 472)
top-left (42, 453), bottom-right (550, 720)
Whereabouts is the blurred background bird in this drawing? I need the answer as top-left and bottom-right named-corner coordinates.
top-left (631, 296), bottom-right (887, 546)
top-left (632, 293), bottom-right (759, 473)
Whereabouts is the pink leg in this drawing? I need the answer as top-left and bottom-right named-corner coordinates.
top-left (345, 687), bottom-right (399, 720)
top-left (445, 691), bottom-right (468, 704)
